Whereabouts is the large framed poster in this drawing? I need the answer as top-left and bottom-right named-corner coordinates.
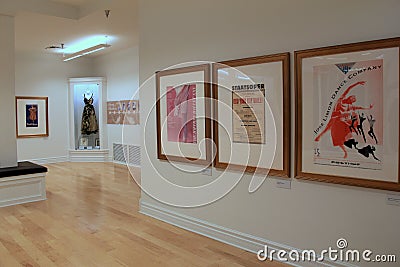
top-left (16, 96), bottom-right (49, 138)
top-left (156, 64), bottom-right (211, 165)
top-left (295, 37), bottom-right (400, 191)
top-left (213, 53), bottom-right (290, 177)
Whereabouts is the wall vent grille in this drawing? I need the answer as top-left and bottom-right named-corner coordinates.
top-left (113, 143), bottom-right (141, 166)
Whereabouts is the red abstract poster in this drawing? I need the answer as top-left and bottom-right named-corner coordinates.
top-left (313, 59), bottom-right (383, 170)
top-left (166, 84), bottom-right (197, 143)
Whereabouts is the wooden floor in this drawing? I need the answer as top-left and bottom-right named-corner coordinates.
top-left (0, 162), bottom-right (286, 267)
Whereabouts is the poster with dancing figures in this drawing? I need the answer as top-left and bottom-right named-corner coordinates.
top-left (313, 59), bottom-right (383, 170)
top-left (166, 84), bottom-right (197, 144)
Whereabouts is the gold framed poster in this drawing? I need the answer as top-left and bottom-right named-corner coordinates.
top-left (156, 64), bottom-right (212, 165)
top-left (213, 53), bottom-right (290, 177)
top-left (295, 37), bottom-right (400, 191)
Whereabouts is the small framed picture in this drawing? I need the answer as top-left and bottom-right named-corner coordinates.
top-left (79, 137), bottom-right (89, 147)
top-left (16, 96), bottom-right (49, 138)
top-left (95, 138), bottom-right (100, 148)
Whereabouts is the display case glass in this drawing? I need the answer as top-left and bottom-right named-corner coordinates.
top-left (68, 77), bottom-right (109, 161)
top-left (73, 83), bottom-right (100, 149)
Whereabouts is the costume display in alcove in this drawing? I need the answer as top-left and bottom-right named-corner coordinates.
top-left (81, 94), bottom-right (99, 135)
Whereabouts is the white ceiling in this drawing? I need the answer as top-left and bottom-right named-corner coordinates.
top-left (50, 0), bottom-right (93, 7)
top-left (13, 0), bottom-right (138, 58)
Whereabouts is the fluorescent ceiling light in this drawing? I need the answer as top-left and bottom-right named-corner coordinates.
top-left (63, 44), bottom-right (111, 62)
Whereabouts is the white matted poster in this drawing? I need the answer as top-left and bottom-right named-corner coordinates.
top-left (213, 53), bottom-right (290, 177)
top-left (295, 37), bottom-right (400, 192)
top-left (156, 64), bottom-right (211, 165)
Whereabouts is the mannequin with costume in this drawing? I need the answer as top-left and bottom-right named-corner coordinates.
top-left (81, 93), bottom-right (99, 135)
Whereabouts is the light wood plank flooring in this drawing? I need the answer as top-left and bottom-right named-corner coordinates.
top-left (0, 162), bottom-right (286, 267)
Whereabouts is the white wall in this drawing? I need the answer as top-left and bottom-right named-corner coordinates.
top-left (139, 0), bottom-right (400, 265)
top-left (94, 46), bottom-right (141, 157)
top-left (14, 43), bottom-right (140, 163)
top-left (15, 52), bottom-right (94, 162)
top-left (0, 14), bottom-right (17, 168)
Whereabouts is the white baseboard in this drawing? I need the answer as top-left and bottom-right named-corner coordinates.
top-left (18, 155), bottom-right (135, 166)
top-left (139, 200), bottom-right (356, 267)
top-left (69, 149), bottom-right (110, 162)
top-left (113, 160), bottom-right (141, 168)
top-left (0, 173), bottom-right (47, 207)
top-left (113, 160), bottom-right (126, 166)
top-left (29, 156), bottom-right (68, 165)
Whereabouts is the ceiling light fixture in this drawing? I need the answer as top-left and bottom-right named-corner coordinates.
top-left (63, 44), bottom-right (111, 62)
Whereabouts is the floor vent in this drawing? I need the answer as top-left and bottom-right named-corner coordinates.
top-left (113, 143), bottom-right (141, 166)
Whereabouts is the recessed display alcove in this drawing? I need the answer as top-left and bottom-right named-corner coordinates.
top-left (68, 77), bottom-right (109, 162)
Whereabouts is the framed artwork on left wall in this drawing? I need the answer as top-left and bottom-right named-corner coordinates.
top-left (16, 96), bottom-right (49, 138)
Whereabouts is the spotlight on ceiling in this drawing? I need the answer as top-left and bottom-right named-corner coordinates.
top-left (63, 44), bottom-right (111, 62)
